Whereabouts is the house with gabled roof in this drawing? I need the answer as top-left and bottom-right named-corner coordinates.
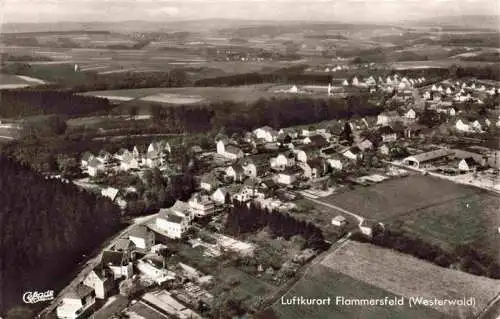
top-left (275, 166), bottom-right (302, 185)
top-left (87, 157), bottom-right (104, 177)
top-left (83, 264), bottom-right (115, 299)
top-left (378, 126), bottom-right (397, 142)
top-left (308, 134), bottom-right (330, 148)
top-left (225, 164), bottom-right (245, 182)
top-left (188, 193), bottom-right (217, 217)
top-left (156, 211), bottom-right (189, 239)
top-left (341, 146), bottom-right (363, 161)
top-left (458, 157), bottom-right (479, 172)
top-left (56, 284), bottom-right (96, 319)
top-left (101, 250), bottom-right (133, 280)
top-left (216, 140), bottom-right (244, 160)
top-left (455, 118), bottom-right (472, 132)
top-left (129, 225), bottom-right (155, 252)
top-left (211, 187), bottom-right (230, 205)
top-left (169, 200), bottom-right (194, 222)
top-left (113, 238), bottom-right (136, 260)
top-left (120, 151), bottom-right (140, 171)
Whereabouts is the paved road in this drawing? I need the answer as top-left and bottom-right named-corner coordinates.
top-left (477, 293), bottom-right (500, 319)
top-left (39, 213), bottom-right (159, 318)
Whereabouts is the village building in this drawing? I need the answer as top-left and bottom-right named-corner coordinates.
top-left (56, 284), bottom-right (96, 319)
top-left (331, 215), bottom-right (347, 227)
top-left (128, 225), bottom-right (155, 252)
top-left (402, 149), bottom-right (454, 169)
top-left (341, 147), bottom-right (362, 161)
top-left (200, 172), bottom-right (220, 192)
top-left (253, 126), bottom-right (278, 142)
top-left (275, 167), bottom-right (301, 185)
top-left (378, 126), bottom-right (397, 142)
top-left (211, 187), bottom-right (230, 205)
top-left (156, 211), bottom-right (190, 239)
top-left (188, 193), bottom-right (217, 217)
top-left (216, 140), bottom-right (244, 160)
top-left (87, 157), bottom-right (104, 177)
top-left (101, 250), bottom-right (133, 280)
top-left (83, 265), bottom-right (114, 299)
top-left (458, 158), bottom-right (479, 172)
top-left (376, 111), bottom-right (400, 126)
top-left (225, 164), bottom-right (245, 182)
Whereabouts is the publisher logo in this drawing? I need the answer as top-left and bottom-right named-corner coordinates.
top-left (22, 290), bottom-right (54, 304)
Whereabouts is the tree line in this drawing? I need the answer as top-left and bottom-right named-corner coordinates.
top-left (0, 90), bottom-right (114, 118)
top-left (351, 226), bottom-right (500, 280)
top-left (0, 156), bottom-right (121, 316)
top-left (224, 203), bottom-right (327, 250)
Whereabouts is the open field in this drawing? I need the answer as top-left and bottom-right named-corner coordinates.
top-left (320, 175), bottom-right (480, 221)
top-left (321, 241), bottom-right (500, 318)
top-left (82, 85), bottom-right (278, 105)
top-left (397, 192), bottom-right (500, 262)
top-left (271, 263), bottom-right (444, 319)
top-left (0, 73), bottom-right (45, 89)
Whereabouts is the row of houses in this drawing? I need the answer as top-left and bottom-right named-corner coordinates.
top-left (81, 140), bottom-right (172, 176)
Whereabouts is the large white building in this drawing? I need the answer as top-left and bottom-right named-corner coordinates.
top-left (156, 211), bottom-right (190, 239)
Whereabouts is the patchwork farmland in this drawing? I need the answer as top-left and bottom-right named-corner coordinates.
top-left (320, 241), bottom-right (500, 318)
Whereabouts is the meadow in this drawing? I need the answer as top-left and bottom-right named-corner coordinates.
top-left (321, 241), bottom-right (500, 318)
top-left (271, 262), bottom-right (444, 319)
top-left (397, 192), bottom-right (500, 262)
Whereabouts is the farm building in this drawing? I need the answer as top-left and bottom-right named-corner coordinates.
top-left (331, 215), bottom-right (347, 227)
top-left (402, 149), bottom-right (454, 169)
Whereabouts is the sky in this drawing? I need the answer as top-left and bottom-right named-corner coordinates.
top-left (0, 0), bottom-right (498, 24)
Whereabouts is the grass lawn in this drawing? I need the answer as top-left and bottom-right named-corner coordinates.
top-left (398, 192), bottom-right (500, 262)
top-left (320, 175), bottom-right (480, 221)
top-left (271, 263), bottom-right (444, 319)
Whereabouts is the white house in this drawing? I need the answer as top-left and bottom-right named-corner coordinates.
top-left (352, 77), bottom-right (360, 86)
top-left (87, 158), bottom-right (104, 177)
top-left (379, 126), bottom-right (397, 142)
top-left (342, 79), bottom-right (349, 86)
top-left (270, 153), bottom-right (295, 170)
top-left (293, 149), bottom-right (308, 163)
top-left (341, 147), bottom-right (362, 161)
top-left (275, 167), bottom-right (301, 185)
top-left (120, 152), bottom-right (139, 171)
top-left (216, 140), bottom-right (244, 160)
top-left (128, 225), bottom-right (155, 251)
top-left (327, 158), bottom-right (343, 170)
top-left (225, 164), bottom-right (245, 182)
top-left (404, 109), bottom-right (416, 120)
top-left (156, 212), bottom-right (189, 239)
top-left (200, 172), bottom-right (219, 192)
top-left (331, 215), bottom-right (347, 227)
top-left (455, 119), bottom-right (472, 132)
top-left (188, 193), bottom-right (216, 217)
top-left (56, 285), bottom-right (96, 319)
top-left (458, 158), bottom-right (478, 172)
top-left (253, 126), bottom-right (278, 142)
top-left (83, 266), bottom-right (114, 300)
top-left (212, 187), bottom-right (229, 205)
top-left (170, 200), bottom-right (194, 222)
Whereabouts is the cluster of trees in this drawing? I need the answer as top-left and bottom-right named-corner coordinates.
top-left (352, 226), bottom-right (500, 279)
top-left (0, 156), bottom-right (121, 315)
top-left (224, 203), bottom-right (326, 249)
top-left (0, 90), bottom-right (114, 118)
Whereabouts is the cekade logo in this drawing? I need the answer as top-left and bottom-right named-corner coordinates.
top-left (22, 290), bottom-right (54, 304)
